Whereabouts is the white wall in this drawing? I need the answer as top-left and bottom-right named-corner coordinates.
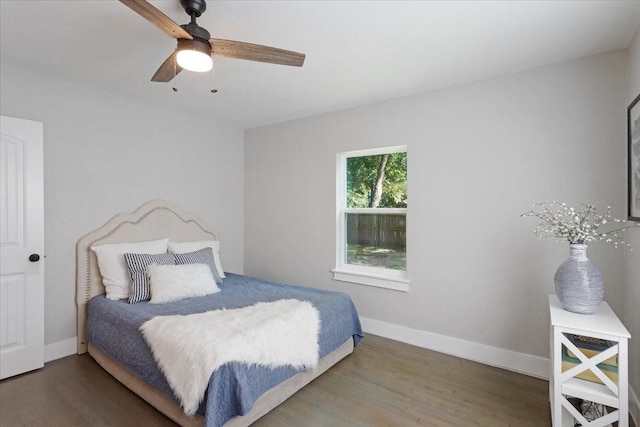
top-left (245, 50), bottom-right (629, 371)
top-left (0, 63), bottom-right (244, 358)
top-left (625, 27), bottom-right (640, 424)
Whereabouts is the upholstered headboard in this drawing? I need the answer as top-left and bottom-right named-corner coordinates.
top-left (75, 199), bottom-right (217, 354)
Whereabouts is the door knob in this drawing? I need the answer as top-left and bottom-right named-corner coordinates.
top-left (29, 254), bottom-right (40, 262)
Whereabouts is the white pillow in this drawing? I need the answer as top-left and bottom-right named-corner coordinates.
top-left (148, 263), bottom-right (220, 304)
top-left (168, 240), bottom-right (226, 278)
top-left (91, 238), bottom-right (169, 300)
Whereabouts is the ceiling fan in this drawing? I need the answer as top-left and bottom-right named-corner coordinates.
top-left (120, 0), bottom-right (306, 84)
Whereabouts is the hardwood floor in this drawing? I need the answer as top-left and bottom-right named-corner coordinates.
top-left (0, 334), bottom-right (632, 426)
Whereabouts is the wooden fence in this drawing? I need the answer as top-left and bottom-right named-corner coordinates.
top-left (346, 213), bottom-right (406, 249)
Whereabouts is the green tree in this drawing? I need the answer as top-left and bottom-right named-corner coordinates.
top-left (346, 152), bottom-right (406, 208)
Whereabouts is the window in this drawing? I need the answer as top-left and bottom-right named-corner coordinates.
top-left (333, 146), bottom-right (409, 291)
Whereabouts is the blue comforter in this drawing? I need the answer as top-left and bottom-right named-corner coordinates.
top-left (87, 273), bottom-right (363, 427)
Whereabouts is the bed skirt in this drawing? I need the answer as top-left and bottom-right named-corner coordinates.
top-left (88, 338), bottom-right (354, 426)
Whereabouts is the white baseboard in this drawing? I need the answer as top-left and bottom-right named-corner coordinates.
top-left (44, 337), bottom-right (76, 362)
top-left (360, 316), bottom-right (549, 379)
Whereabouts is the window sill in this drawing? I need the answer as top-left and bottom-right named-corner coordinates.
top-left (331, 268), bottom-right (410, 292)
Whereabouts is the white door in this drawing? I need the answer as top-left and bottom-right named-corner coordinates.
top-left (0, 115), bottom-right (44, 379)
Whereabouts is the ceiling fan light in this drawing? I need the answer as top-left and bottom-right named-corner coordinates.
top-left (176, 39), bottom-right (212, 72)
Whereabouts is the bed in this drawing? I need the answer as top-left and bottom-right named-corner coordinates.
top-left (76, 199), bottom-right (363, 427)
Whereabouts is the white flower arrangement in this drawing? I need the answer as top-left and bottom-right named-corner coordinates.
top-left (521, 201), bottom-right (639, 248)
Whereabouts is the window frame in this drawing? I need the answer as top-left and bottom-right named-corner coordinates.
top-left (332, 146), bottom-right (409, 292)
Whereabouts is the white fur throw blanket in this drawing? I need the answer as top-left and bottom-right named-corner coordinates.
top-left (140, 299), bottom-right (320, 415)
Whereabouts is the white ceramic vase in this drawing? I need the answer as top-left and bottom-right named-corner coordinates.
top-left (553, 244), bottom-right (603, 315)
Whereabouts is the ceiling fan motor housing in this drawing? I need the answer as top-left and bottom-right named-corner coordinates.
top-left (180, 22), bottom-right (211, 40)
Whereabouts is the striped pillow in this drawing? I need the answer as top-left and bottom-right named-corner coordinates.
top-left (124, 252), bottom-right (175, 303)
top-left (173, 247), bottom-right (222, 284)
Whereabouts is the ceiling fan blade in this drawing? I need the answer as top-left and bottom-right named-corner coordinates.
top-left (120, 0), bottom-right (192, 40)
top-left (210, 39), bottom-right (305, 67)
top-left (151, 51), bottom-right (183, 82)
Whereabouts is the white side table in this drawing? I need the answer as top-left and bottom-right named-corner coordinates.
top-left (549, 295), bottom-right (630, 427)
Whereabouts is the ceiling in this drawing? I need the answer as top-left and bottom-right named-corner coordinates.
top-left (1, 1), bottom-right (639, 129)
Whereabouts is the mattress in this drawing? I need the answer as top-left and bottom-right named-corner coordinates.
top-left (87, 273), bottom-right (363, 427)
